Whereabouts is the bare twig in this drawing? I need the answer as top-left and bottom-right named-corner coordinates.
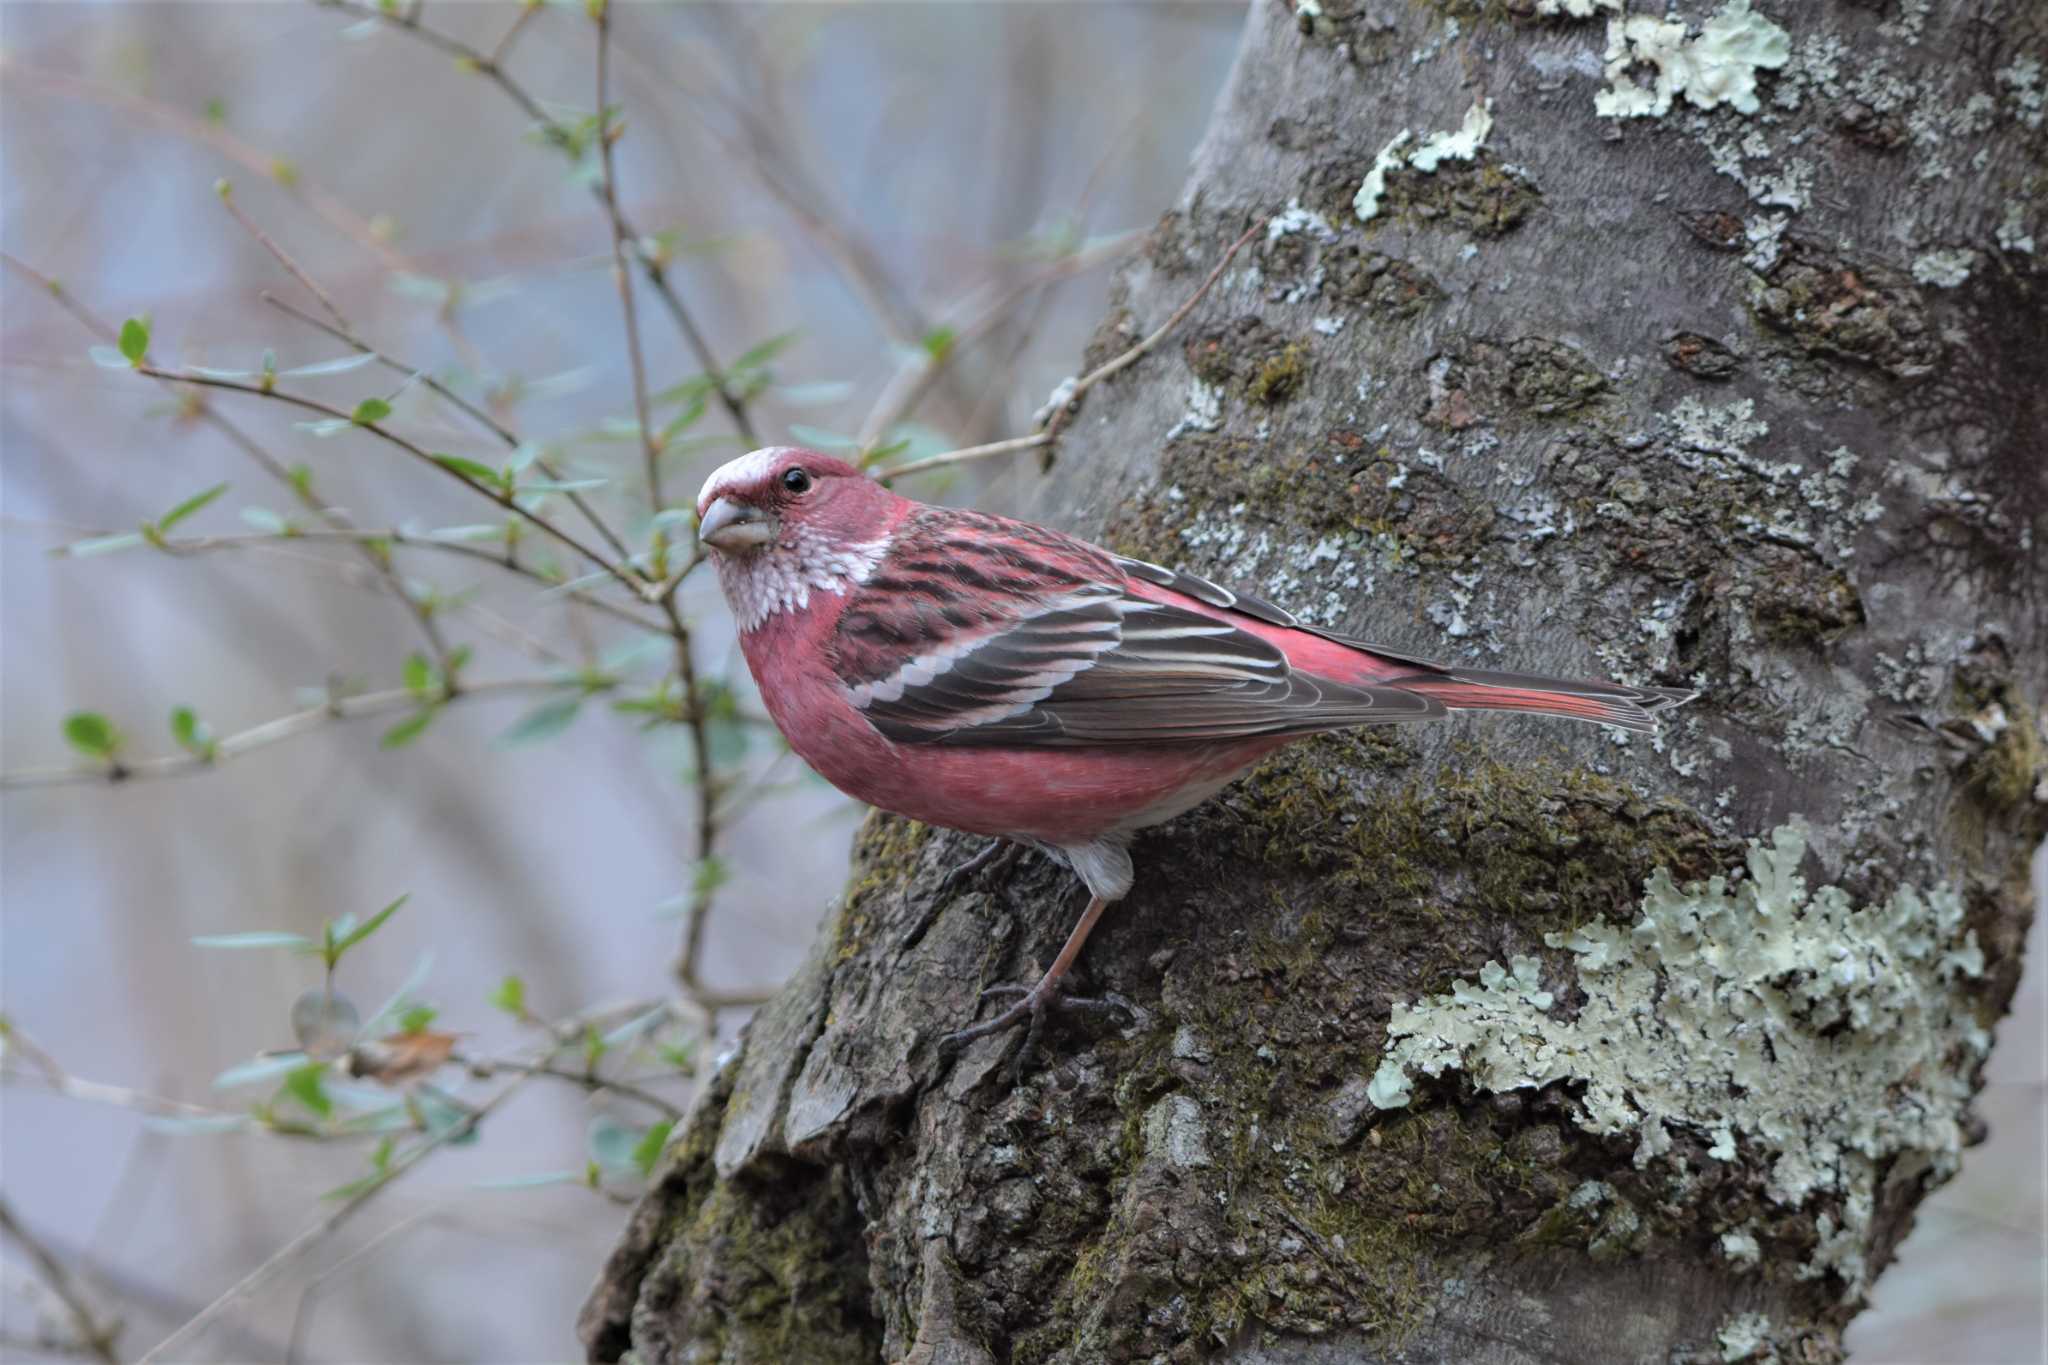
top-left (875, 433), bottom-right (1051, 486)
top-left (36, 520), bottom-right (667, 636)
top-left (454, 1053), bottom-right (683, 1120)
top-left (1043, 219), bottom-right (1260, 441)
top-left (855, 229), bottom-right (1139, 448)
top-left (314, 0), bottom-right (760, 445)
top-left (217, 180), bottom-right (350, 330)
top-left (875, 223), bottom-right (1259, 485)
top-left (1, 60), bottom-right (409, 273)
top-left (0, 1197), bottom-right (122, 1365)
top-left (0, 677), bottom-right (575, 790)
top-left (593, 3), bottom-right (666, 525)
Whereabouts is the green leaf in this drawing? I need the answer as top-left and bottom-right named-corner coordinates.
top-left (62, 712), bottom-right (120, 760)
top-left (728, 331), bottom-right (798, 374)
top-left (397, 1003), bottom-right (438, 1034)
top-left (379, 707), bottom-right (437, 750)
top-left (156, 482), bottom-right (229, 533)
top-left (142, 1113), bottom-right (251, 1136)
top-left (496, 696), bottom-right (582, 747)
top-left (169, 705), bottom-right (215, 757)
top-left (192, 931), bottom-right (315, 951)
top-left (350, 397), bottom-right (392, 425)
top-left (920, 325), bottom-right (957, 362)
top-left (63, 532), bottom-right (145, 557)
top-left (215, 1052), bottom-right (309, 1088)
top-left (401, 653), bottom-right (434, 696)
top-left (282, 1061), bottom-right (334, 1119)
top-left (488, 974), bottom-right (527, 1017)
top-left (630, 1120), bottom-right (674, 1177)
top-left (432, 452), bottom-right (504, 487)
top-left (281, 353), bottom-right (378, 378)
top-left (330, 894), bottom-right (409, 957)
top-left (118, 317), bottom-right (150, 365)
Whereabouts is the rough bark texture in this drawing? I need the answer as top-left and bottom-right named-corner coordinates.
top-left (583, 3), bottom-right (2045, 1362)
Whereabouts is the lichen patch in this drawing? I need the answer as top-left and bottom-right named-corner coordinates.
top-left (1367, 822), bottom-right (1988, 1297)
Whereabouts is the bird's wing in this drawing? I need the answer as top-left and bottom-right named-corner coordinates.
top-left (829, 509), bottom-right (1442, 747)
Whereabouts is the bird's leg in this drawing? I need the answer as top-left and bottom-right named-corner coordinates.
top-left (939, 893), bottom-right (1130, 1079)
top-left (898, 838), bottom-right (1027, 955)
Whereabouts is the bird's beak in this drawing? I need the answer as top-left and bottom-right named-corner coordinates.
top-left (697, 497), bottom-right (777, 552)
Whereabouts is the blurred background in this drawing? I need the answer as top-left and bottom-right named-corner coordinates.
top-left (0, 3), bottom-right (2038, 1361)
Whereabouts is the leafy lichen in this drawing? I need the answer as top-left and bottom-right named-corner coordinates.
top-left (1367, 822), bottom-right (1989, 1298)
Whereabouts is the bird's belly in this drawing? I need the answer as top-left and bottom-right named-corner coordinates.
top-left (796, 709), bottom-right (1278, 845)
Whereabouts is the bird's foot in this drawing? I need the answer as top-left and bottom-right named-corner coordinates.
top-left (938, 981), bottom-right (1133, 1082)
top-left (898, 839), bottom-right (1027, 954)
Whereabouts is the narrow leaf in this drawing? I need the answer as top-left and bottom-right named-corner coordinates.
top-left (350, 397), bottom-right (392, 425)
top-left (156, 482), bottom-right (229, 532)
top-left (380, 707), bottom-right (437, 749)
top-left (192, 931), bottom-right (315, 950)
top-left (332, 894), bottom-right (409, 955)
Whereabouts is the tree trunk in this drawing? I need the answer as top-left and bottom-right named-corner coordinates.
top-left (581, 3), bottom-right (2045, 1361)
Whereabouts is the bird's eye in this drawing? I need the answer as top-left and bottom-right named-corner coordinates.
top-left (781, 467), bottom-right (813, 494)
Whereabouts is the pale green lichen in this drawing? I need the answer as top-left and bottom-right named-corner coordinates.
top-left (1354, 100), bottom-right (1494, 223)
top-left (1367, 822), bottom-right (1988, 1297)
top-left (1910, 248), bottom-right (1976, 287)
top-left (1717, 1311), bottom-right (1776, 1362)
top-left (1595, 0), bottom-right (1791, 119)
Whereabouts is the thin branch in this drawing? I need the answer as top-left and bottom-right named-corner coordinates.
top-left (218, 180), bottom-right (350, 330)
top-left (1044, 219), bottom-right (1261, 441)
top-left (1, 252), bottom-right (457, 671)
top-left (875, 433), bottom-right (1050, 486)
top-left (656, 595), bottom-right (725, 997)
top-left (0, 1197), bottom-right (121, 1365)
top-left (593, 3), bottom-right (666, 523)
top-left (38, 520), bottom-right (668, 636)
top-left (135, 996), bottom-right (656, 1364)
top-left (856, 229), bottom-right (1138, 447)
top-left (132, 1080), bottom-right (520, 1365)
top-left (125, 362), bottom-right (642, 597)
top-left (1, 60), bottom-right (410, 274)
top-left (874, 223), bottom-right (1259, 485)
top-left (314, 0), bottom-right (759, 445)
top-left (260, 292), bottom-right (638, 566)
top-left (0, 677), bottom-right (574, 790)
top-left (454, 1053), bottom-right (682, 1121)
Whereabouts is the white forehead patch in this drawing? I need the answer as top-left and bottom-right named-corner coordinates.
top-left (698, 446), bottom-right (804, 512)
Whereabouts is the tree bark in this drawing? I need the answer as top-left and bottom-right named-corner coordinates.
top-left (582, 3), bottom-right (2045, 1361)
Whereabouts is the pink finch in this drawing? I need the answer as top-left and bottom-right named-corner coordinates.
top-left (696, 447), bottom-right (1695, 1069)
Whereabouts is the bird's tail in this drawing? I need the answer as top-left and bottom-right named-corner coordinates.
top-left (1383, 669), bottom-right (1696, 735)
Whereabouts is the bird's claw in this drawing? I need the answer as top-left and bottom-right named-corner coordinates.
top-left (938, 981), bottom-right (1134, 1083)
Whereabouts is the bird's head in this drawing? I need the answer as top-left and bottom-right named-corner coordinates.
top-left (694, 446), bottom-right (892, 555)
top-left (694, 447), bottom-right (902, 630)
